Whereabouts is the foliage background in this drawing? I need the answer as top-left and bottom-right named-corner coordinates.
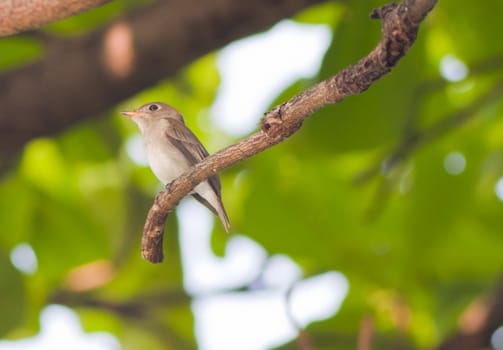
top-left (0, 0), bottom-right (502, 349)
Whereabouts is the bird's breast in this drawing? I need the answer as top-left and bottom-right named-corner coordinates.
top-left (143, 136), bottom-right (191, 185)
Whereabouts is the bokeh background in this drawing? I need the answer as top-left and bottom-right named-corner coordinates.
top-left (0, 0), bottom-right (503, 349)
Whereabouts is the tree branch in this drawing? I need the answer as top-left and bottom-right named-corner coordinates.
top-left (141, 0), bottom-right (439, 263)
top-left (0, 0), bottom-right (112, 37)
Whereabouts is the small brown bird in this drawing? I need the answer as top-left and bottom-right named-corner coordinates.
top-left (121, 102), bottom-right (230, 232)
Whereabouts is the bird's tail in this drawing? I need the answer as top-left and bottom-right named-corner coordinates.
top-left (192, 193), bottom-right (230, 232)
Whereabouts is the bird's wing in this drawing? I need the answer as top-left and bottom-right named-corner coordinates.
top-left (165, 120), bottom-right (209, 163)
top-left (165, 120), bottom-right (222, 194)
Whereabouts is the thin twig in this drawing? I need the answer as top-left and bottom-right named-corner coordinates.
top-left (357, 315), bottom-right (375, 350)
top-left (285, 283), bottom-right (316, 350)
top-left (141, 0), bottom-right (438, 263)
top-left (356, 78), bottom-right (503, 185)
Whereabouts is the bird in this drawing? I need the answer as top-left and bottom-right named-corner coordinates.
top-left (121, 102), bottom-right (230, 232)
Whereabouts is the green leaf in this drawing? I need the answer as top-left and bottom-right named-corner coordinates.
top-left (0, 249), bottom-right (26, 336)
top-left (0, 37), bottom-right (43, 72)
top-left (294, 2), bottom-right (344, 27)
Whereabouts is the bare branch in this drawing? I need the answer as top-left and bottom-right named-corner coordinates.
top-left (141, 0), bottom-right (439, 263)
top-left (0, 0), bottom-right (112, 37)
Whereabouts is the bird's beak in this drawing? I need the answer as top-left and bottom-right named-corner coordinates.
top-left (121, 111), bottom-right (138, 118)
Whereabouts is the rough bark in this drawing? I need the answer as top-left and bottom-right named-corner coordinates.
top-left (141, 0), bottom-right (438, 263)
top-left (0, 0), bottom-right (111, 37)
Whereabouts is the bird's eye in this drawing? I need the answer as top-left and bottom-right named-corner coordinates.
top-left (149, 104), bottom-right (159, 111)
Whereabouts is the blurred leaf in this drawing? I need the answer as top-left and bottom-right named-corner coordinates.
top-left (0, 37), bottom-right (43, 72)
top-left (294, 2), bottom-right (344, 27)
top-left (44, 2), bottom-right (136, 35)
top-left (434, 2), bottom-right (503, 62)
top-left (0, 249), bottom-right (25, 336)
top-left (0, 176), bottom-right (36, 247)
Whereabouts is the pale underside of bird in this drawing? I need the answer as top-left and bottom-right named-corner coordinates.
top-left (121, 102), bottom-right (230, 232)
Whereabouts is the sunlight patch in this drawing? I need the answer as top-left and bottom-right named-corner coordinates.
top-left (443, 151), bottom-right (466, 175)
top-left (0, 305), bottom-right (120, 350)
top-left (492, 325), bottom-right (503, 350)
top-left (439, 54), bottom-right (468, 82)
top-left (212, 20), bottom-right (332, 136)
top-left (125, 135), bottom-right (148, 166)
top-left (494, 177), bottom-right (503, 202)
top-left (10, 243), bottom-right (37, 275)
